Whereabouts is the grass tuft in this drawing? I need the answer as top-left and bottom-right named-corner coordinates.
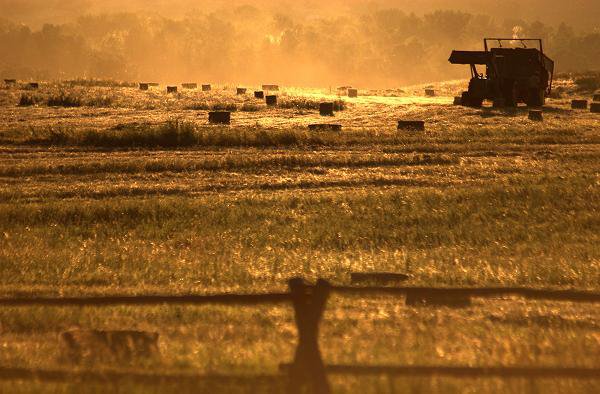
top-left (47, 91), bottom-right (82, 107)
top-left (18, 94), bottom-right (42, 106)
top-left (13, 122), bottom-right (353, 148)
top-left (185, 102), bottom-right (211, 110)
top-left (211, 103), bottom-right (238, 112)
top-left (84, 93), bottom-right (114, 107)
top-left (278, 97), bottom-right (346, 111)
top-left (80, 121), bottom-right (199, 147)
top-left (66, 78), bottom-right (136, 88)
top-left (573, 73), bottom-right (600, 92)
top-left (240, 103), bottom-right (261, 112)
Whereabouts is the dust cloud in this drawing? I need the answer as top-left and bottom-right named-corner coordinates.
top-left (1, 0), bottom-right (599, 87)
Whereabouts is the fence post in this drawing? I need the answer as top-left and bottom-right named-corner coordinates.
top-left (288, 278), bottom-right (331, 394)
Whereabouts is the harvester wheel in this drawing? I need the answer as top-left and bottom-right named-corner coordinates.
top-left (469, 97), bottom-right (484, 108)
top-left (526, 89), bottom-right (545, 107)
top-left (502, 80), bottom-right (518, 107)
top-left (460, 91), bottom-right (470, 106)
top-left (461, 91), bottom-right (483, 108)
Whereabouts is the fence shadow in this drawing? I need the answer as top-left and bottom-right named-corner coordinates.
top-left (1, 278), bottom-right (599, 393)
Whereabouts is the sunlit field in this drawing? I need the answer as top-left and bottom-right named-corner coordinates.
top-left (0, 77), bottom-right (599, 393)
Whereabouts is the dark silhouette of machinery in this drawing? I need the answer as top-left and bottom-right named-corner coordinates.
top-left (449, 38), bottom-right (554, 107)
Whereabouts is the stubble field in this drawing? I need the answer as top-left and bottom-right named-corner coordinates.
top-left (0, 79), bottom-right (598, 393)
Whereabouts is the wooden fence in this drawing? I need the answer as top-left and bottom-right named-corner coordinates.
top-left (1, 278), bottom-right (599, 393)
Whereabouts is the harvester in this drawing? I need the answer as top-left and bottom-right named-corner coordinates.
top-left (449, 38), bottom-right (554, 107)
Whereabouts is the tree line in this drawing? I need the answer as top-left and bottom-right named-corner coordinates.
top-left (1, 7), bottom-right (599, 87)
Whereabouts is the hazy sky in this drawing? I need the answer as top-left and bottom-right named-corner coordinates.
top-left (1, 0), bottom-right (598, 85)
top-left (1, 0), bottom-right (599, 30)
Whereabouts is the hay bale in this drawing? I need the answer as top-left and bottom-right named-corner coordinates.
top-left (182, 83), bottom-right (197, 89)
top-left (209, 111), bottom-right (231, 124)
top-left (202, 84), bottom-right (212, 92)
top-left (593, 94), bottom-right (600, 102)
top-left (166, 86), bottom-right (178, 94)
top-left (348, 88), bottom-right (358, 98)
top-left (4, 79), bottom-right (16, 85)
top-left (398, 120), bottom-right (425, 131)
top-left (460, 91), bottom-right (470, 106)
top-left (319, 102), bottom-right (335, 116)
top-left (406, 294), bottom-right (471, 308)
top-left (350, 272), bottom-right (409, 285)
top-left (336, 86), bottom-right (349, 95)
top-left (28, 82), bottom-right (39, 89)
top-left (254, 91), bottom-right (264, 99)
top-left (262, 84), bottom-right (279, 91)
top-left (139, 83), bottom-right (149, 91)
top-left (237, 87), bottom-right (247, 95)
top-left (265, 95), bottom-right (277, 106)
top-left (60, 329), bottom-right (159, 365)
top-left (528, 109), bottom-right (543, 121)
top-left (453, 96), bottom-right (462, 105)
top-left (571, 99), bottom-right (588, 109)
top-left (425, 89), bottom-right (436, 97)
top-left (591, 103), bottom-right (600, 113)
top-left (308, 124), bottom-right (342, 132)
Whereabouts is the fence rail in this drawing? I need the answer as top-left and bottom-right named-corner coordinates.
top-left (0, 366), bottom-right (285, 386)
top-left (1, 278), bottom-right (599, 393)
top-left (333, 286), bottom-right (600, 302)
top-left (3, 364), bottom-right (597, 387)
top-left (281, 364), bottom-right (600, 379)
top-left (1, 286), bottom-right (598, 307)
top-left (0, 292), bottom-right (291, 307)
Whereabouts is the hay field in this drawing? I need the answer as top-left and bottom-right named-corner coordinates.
top-left (0, 79), bottom-right (599, 393)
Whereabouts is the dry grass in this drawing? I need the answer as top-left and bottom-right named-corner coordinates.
top-left (18, 94), bottom-right (42, 107)
top-left (47, 90), bottom-right (83, 107)
top-left (0, 80), bottom-right (599, 393)
top-left (278, 97), bottom-right (346, 111)
top-left (1, 82), bottom-right (348, 115)
top-left (65, 79), bottom-right (137, 88)
top-left (573, 72), bottom-right (600, 93)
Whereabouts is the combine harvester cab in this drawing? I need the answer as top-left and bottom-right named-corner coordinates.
top-left (449, 38), bottom-right (554, 107)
